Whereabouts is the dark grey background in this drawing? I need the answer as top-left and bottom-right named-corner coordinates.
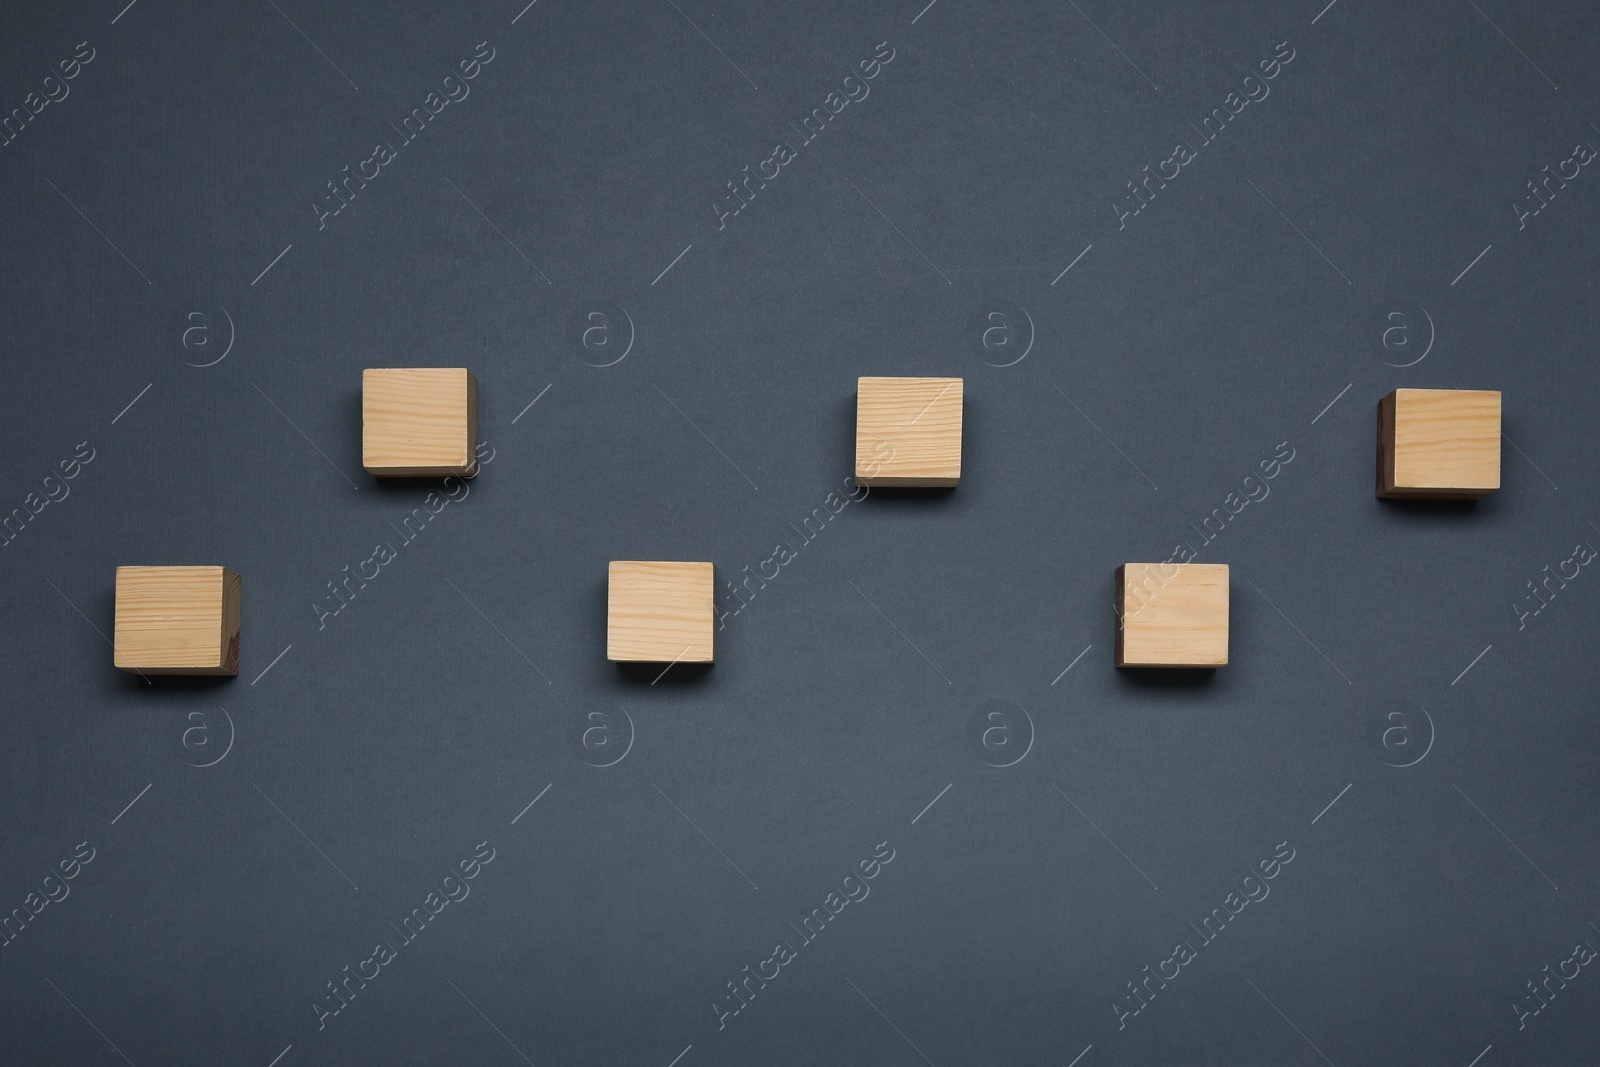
top-left (1, 0), bottom-right (1597, 1064)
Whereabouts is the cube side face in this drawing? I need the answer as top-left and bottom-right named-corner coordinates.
top-left (362, 368), bottom-right (477, 477)
top-left (220, 567), bottom-right (242, 675)
top-left (1116, 563), bottom-right (1229, 668)
top-left (855, 377), bottom-right (963, 486)
top-left (1381, 388), bottom-right (1500, 498)
top-left (114, 566), bottom-right (238, 675)
top-left (607, 561), bottom-right (715, 663)
top-left (1378, 391), bottom-right (1398, 497)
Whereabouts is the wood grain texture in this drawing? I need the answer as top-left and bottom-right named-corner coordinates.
top-left (855, 376), bottom-right (963, 486)
top-left (1116, 563), bottom-right (1228, 668)
top-left (362, 368), bottom-right (478, 477)
top-left (1379, 387), bottom-right (1500, 498)
top-left (114, 566), bottom-right (241, 675)
top-left (607, 561), bottom-right (715, 663)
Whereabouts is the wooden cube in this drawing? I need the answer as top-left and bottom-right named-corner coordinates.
top-left (1116, 563), bottom-right (1228, 668)
top-left (607, 561), bottom-right (714, 663)
top-left (362, 368), bottom-right (478, 477)
top-left (1378, 388), bottom-right (1501, 499)
top-left (114, 566), bottom-right (241, 675)
top-left (855, 376), bottom-right (963, 486)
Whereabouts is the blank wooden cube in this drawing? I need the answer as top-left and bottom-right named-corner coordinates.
top-left (1378, 388), bottom-right (1500, 499)
top-left (114, 566), bottom-right (241, 675)
top-left (607, 561), bottom-right (714, 663)
top-left (855, 376), bottom-right (963, 486)
top-left (1116, 563), bottom-right (1228, 668)
top-left (363, 368), bottom-right (478, 477)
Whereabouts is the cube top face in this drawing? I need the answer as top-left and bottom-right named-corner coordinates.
top-left (1116, 563), bottom-right (1228, 668)
top-left (362, 368), bottom-right (478, 477)
top-left (114, 566), bottom-right (241, 675)
top-left (855, 376), bottom-right (963, 487)
top-left (607, 561), bottom-right (715, 664)
top-left (1380, 388), bottom-right (1500, 498)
